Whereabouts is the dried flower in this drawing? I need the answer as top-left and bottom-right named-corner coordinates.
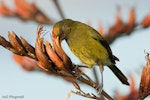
top-left (13, 54), bottom-right (38, 71)
top-left (8, 32), bottom-right (26, 55)
top-left (35, 37), bottom-right (52, 71)
top-left (141, 14), bottom-right (150, 28)
top-left (0, 2), bottom-right (15, 16)
top-left (52, 32), bottom-right (73, 70)
top-left (20, 37), bottom-right (36, 59)
top-left (45, 41), bottom-right (65, 69)
top-left (138, 53), bottom-right (150, 99)
top-left (0, 0), bottom-right (52, 24)
top-left (125, 8), bottom-right (136, 34)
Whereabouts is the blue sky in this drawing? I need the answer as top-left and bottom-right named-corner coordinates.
top-left (0, 0), bottom-right (150, 100)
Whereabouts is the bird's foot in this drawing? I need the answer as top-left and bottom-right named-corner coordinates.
top-left (96, 84), bottom-right (103, 95)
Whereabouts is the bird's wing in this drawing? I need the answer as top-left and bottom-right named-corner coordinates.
top-left (88, 28), bottom-right (118, 64)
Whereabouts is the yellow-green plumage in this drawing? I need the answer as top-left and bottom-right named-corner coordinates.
top-left (66, 22), bottom-right (111, 67)
top-left (52, 19), bottom-right (129, 85)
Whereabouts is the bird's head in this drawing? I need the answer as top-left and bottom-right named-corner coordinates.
top-left (52, 19), bottom-right (73, 42)
top-left (52, 19), bottom-right (73, 67)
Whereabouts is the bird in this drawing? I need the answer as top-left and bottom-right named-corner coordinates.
top-left (52, 19), bottom-right (129, 92)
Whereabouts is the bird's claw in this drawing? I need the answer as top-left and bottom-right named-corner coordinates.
top-left (96, 84), bottom-right (103, 95)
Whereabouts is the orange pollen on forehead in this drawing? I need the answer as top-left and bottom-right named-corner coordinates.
top-left (53, 27), bottom-right (59, 35)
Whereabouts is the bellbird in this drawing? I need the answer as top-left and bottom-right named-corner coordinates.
top-left (52, 19), bottom-right (129, 89)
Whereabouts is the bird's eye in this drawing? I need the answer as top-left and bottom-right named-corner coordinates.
top-left (59, 29), bottom-right (64, 39)
top-left (59, 28), bottom-right (63, 34)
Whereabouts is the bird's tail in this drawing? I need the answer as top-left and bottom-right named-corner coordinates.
top-left (108, 65), bottom-right (130, 85)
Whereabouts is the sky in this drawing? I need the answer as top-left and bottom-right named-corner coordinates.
top-left (0, 0), bottom-right (150, 100)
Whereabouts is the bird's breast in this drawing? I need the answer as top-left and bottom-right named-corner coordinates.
top-left (66, 33), bottom-right (111, 67)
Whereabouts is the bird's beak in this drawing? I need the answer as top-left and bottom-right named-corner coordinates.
top-left (52, 31), bottom-right (60, 49)
top-left (52, 32), bottom-right (65, 60)
top-left (52, 32), bottom-right (72, 68)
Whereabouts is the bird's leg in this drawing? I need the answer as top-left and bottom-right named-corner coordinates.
top-left (97, 65), bottom-right (104, 94)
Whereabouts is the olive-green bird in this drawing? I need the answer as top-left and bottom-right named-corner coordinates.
top-left (52, 19), bottom-right (129, 87)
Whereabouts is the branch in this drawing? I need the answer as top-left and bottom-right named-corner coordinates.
top-left (53, 0), bottom-right (65, 19)
top-left (98, 7), bottom-right (150, 44)
top-left (1, 7), bottom-right (150, 99)
top-left (0, 0), bottom-right (52, 24)
top-left (0, 25), bottom-right (112, 100)
top-left (138, 53), bottom-right (150, 99)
